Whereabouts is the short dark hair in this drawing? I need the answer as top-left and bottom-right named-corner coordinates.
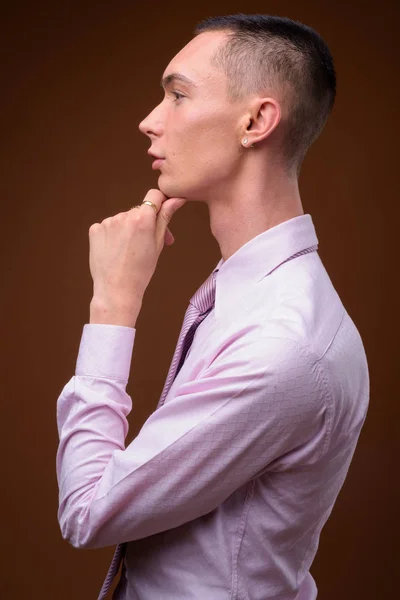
top-left (193, 14), bottom-right (336, 177)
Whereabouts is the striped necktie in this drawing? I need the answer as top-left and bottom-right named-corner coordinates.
top-left (157, 267), bottom-right (220, 409)
top-left (97, 268), bottom-right (219, 600)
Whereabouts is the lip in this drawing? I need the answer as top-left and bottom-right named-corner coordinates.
top-left (147, 149), bottom-right (165, 159)
top-left (152, 158), bottom-right (165, 170)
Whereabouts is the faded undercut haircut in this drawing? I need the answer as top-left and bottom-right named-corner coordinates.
top-left (193, 14), bottom-right (336, 177)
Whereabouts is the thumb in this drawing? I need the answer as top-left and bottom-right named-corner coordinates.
top-left (157, 197), bottom-right (187, 246)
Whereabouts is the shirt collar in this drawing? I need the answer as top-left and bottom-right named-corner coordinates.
top-left (212, 214), bottom-right (319, 319)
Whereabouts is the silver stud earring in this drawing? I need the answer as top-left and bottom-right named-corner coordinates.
top-left (242, 138), bottom-right (248, 145)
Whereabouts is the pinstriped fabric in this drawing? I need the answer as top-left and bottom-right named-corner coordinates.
top-left (97, 542), bottom-right (126, 599)
top-left (157, 268), bottom-right (220, 410)
top-left (97, 269), bottom-right (219, 600)
top-left (270, 244), bottom-right (318, 274)
top-left (98, 244), bottom-right (318, 599)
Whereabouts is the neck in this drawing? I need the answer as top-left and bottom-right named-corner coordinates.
top-left (207, 159), bottom-right (304, 262)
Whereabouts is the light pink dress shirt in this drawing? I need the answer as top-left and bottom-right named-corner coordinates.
top-left (56, 214), bottom-right (370, 599)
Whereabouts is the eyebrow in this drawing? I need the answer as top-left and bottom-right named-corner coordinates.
top-left (160, 72), bottom-right (197, 89)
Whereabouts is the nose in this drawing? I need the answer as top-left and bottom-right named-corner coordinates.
top-left (138, 103), bottom-right (164, 138)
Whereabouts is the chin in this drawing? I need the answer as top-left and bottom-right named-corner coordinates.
top-left (158, 176), bottom-right (188, 199)
top-left (158, 175), bottom-right (205, 202)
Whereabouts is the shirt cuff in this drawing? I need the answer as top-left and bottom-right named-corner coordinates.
top-left (75, 324), bottom-right (136, 382)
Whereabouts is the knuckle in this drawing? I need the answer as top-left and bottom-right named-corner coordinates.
top-left (128, 208), bottom-right (140, 221)
top-left (136, 217), bottom-right (149, 231)
top-left (89, 223), bottom-right (101, 235)
top-left (147, 188), bottom-right (164, 201)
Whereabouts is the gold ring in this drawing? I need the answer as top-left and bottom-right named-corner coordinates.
top-left (131, 201), bottom-right (158, 214)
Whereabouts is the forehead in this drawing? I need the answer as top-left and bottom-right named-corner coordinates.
top-left (162, 31), bottom-right (228, 87)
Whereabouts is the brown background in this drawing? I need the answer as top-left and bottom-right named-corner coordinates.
top-left (1, 0), bottom-right (397, 598)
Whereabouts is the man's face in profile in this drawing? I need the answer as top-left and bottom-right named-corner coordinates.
top-left (139, 31), bottom-right (246, 201)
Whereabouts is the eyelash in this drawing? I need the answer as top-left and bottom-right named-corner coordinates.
top-left (171, 91), bottom-right (184, 102)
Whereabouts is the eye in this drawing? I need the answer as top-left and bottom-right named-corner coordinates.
top-left (171, 91), bottom-right (185, 102)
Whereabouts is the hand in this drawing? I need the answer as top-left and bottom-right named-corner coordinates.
top-left (88, 189), bottom-right (187, 326)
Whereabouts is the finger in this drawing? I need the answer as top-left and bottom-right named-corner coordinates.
top-left (164, 227), bottom-right (175, 246)
top-left (141, 188), bottom-right (167, 214)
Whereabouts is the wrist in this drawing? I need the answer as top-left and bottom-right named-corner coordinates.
top-left (89, 296), bottom-right (142, 328)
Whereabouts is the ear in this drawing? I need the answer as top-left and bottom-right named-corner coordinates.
top-left (243, 98), bottom-right (281, 146)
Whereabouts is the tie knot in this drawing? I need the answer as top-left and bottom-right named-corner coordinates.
top-left (190, 269), bottom-right (218, 314)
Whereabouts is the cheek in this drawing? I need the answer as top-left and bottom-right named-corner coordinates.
top-left (177, 110), bottom-right (237, 164)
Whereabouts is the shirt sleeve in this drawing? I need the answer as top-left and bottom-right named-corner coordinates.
top-left (56, 323), bottom-right (330, 549)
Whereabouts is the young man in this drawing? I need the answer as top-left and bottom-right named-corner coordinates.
top-left (56, 14), bottom-right (370, 600)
